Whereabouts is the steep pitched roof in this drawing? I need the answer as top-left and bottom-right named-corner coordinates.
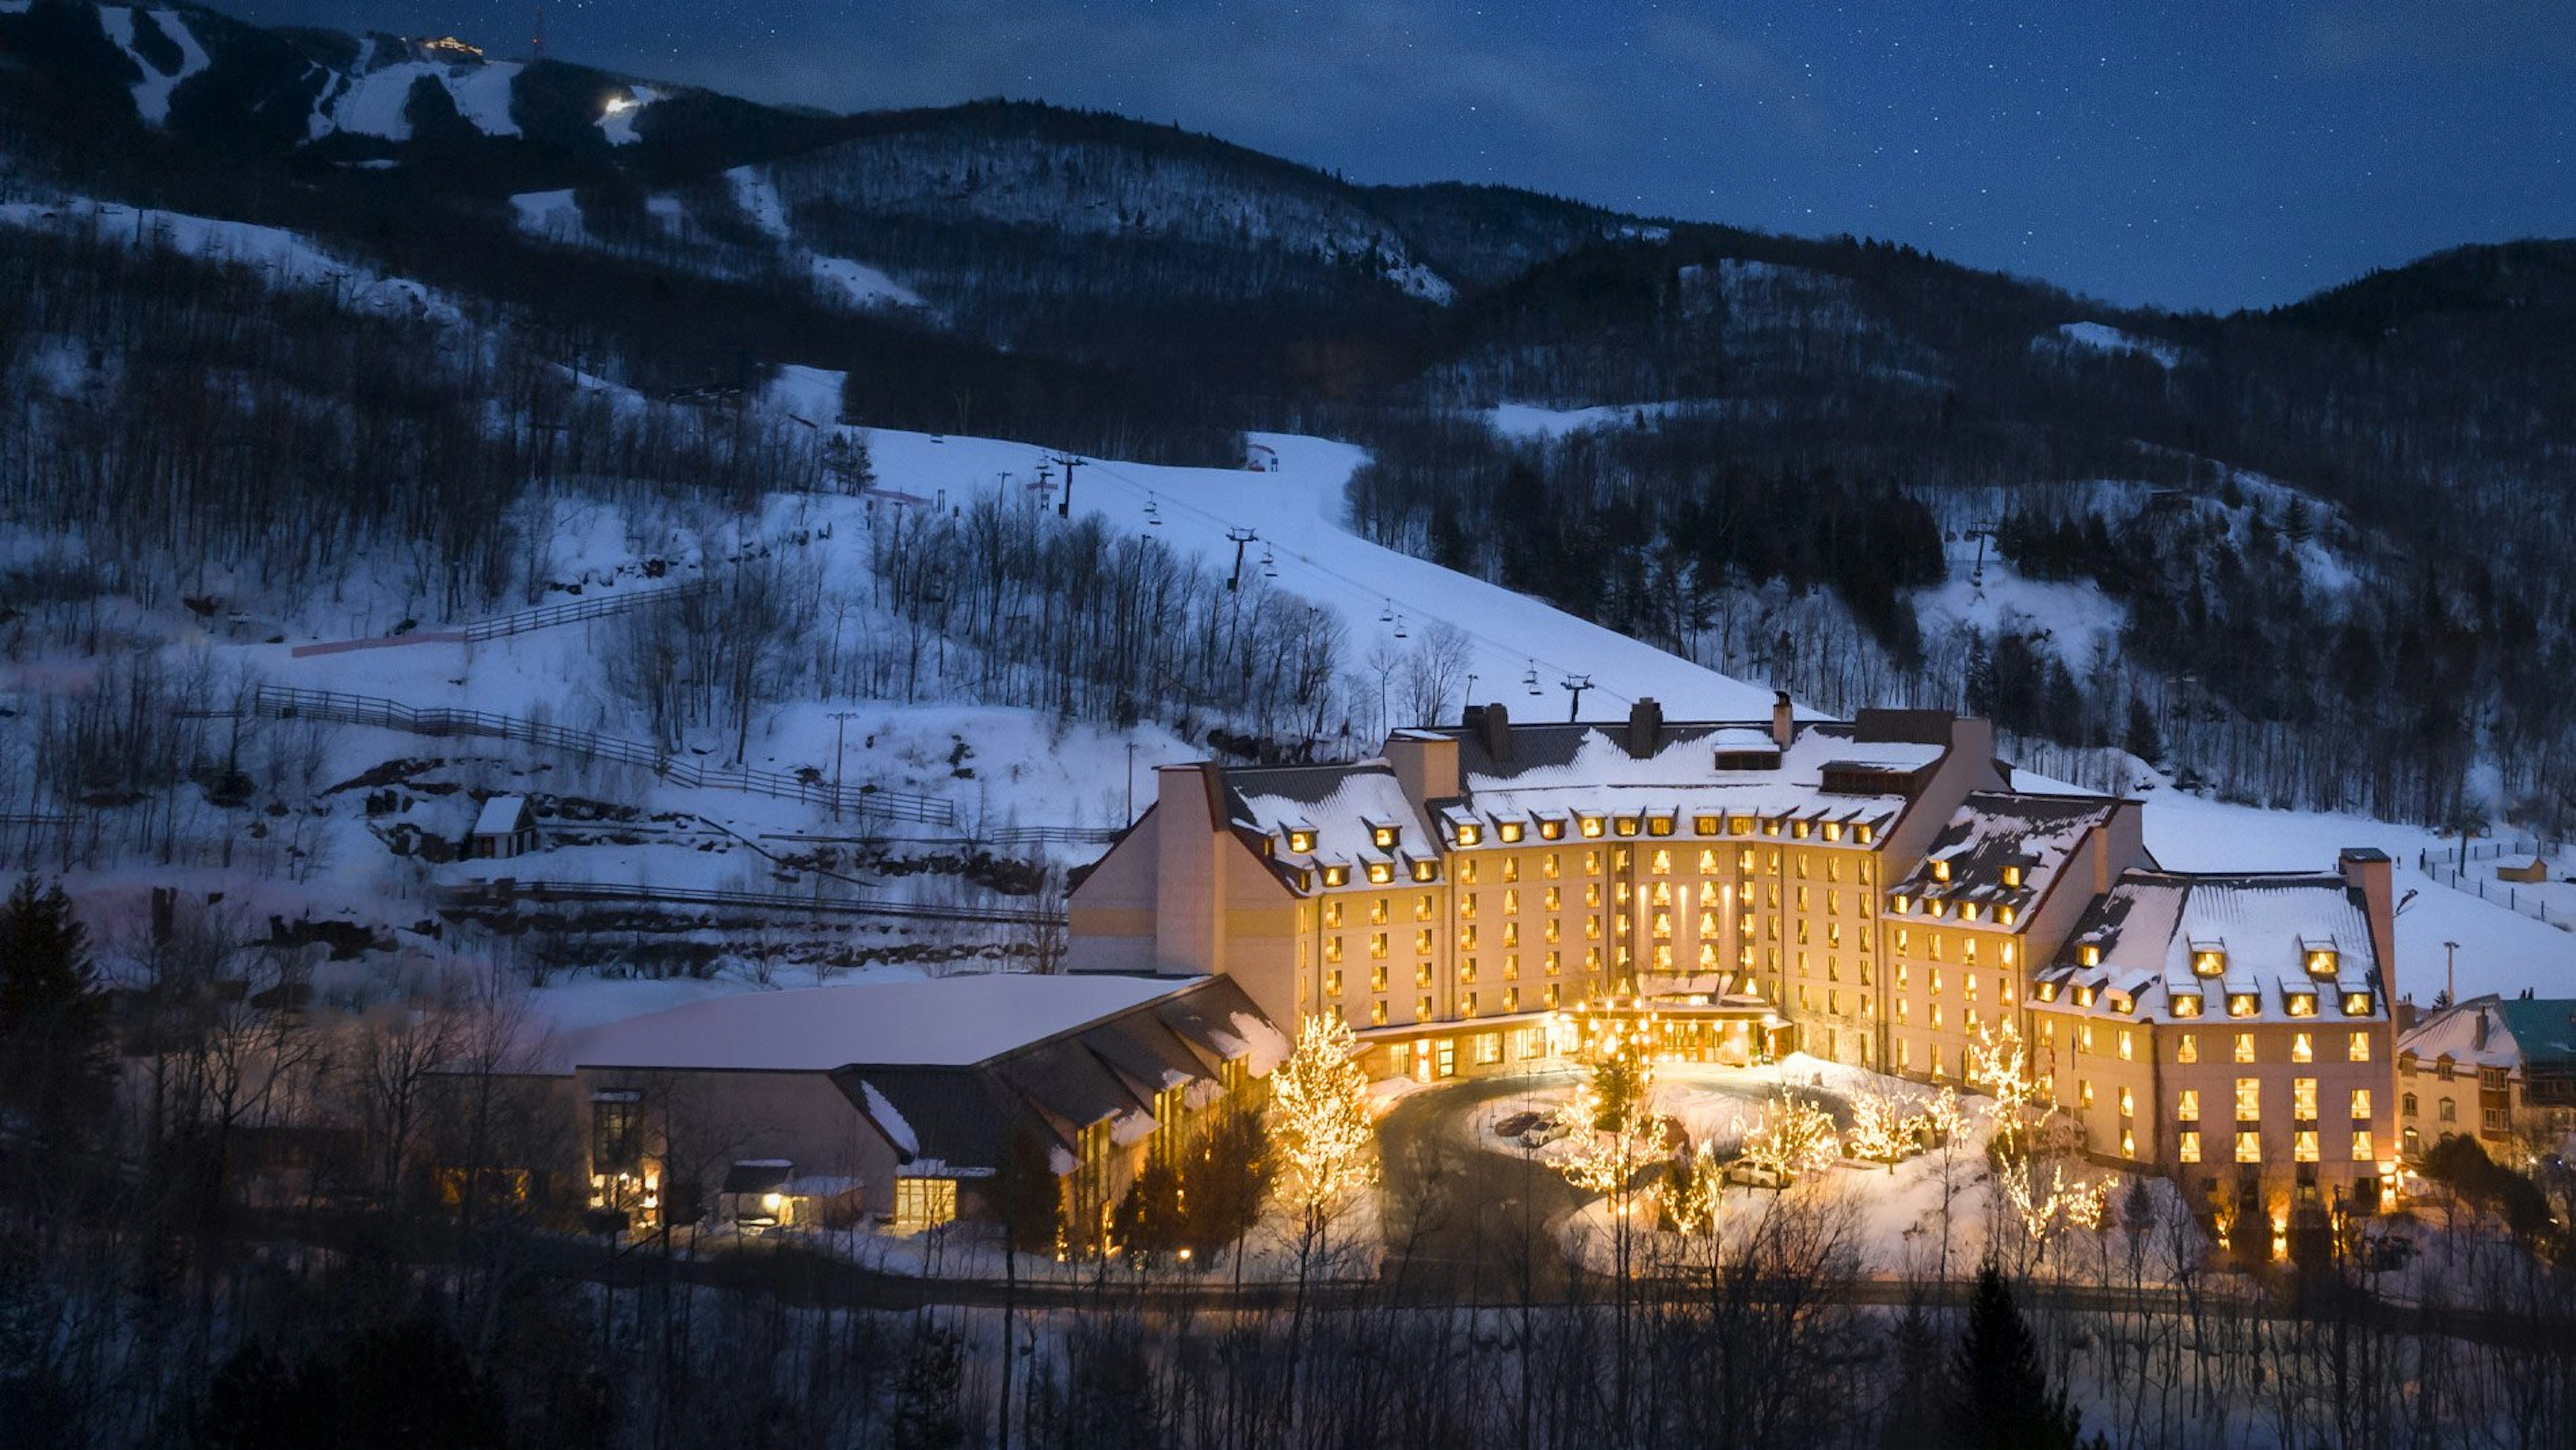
top-left (2040, 870), bottom-right (2384, 1026)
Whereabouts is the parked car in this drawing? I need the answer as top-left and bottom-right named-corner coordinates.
top-left (1725, 1159), bottom-right (1789, 1190)
top-left (1493, 1110), bottom-right (1545, 1139)
top-left (2357, 1234), bottom-right (2414, 1272)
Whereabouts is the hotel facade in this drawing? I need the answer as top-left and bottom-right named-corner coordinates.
top-left (1069, 696), bottom-right (2405, 1224)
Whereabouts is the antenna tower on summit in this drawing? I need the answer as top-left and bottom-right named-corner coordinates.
top-left (531, 3), bottom-right (545, 58)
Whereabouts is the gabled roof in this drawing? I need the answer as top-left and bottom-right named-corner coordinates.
top-left (472, 794), bottom-right (531, 836)
top-left (837, 976), bottom-right (1278, 1173)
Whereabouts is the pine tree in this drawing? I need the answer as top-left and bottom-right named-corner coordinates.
top-left (2122, 696), bottom-right (2164, 768)
top-left (0, 876), bottom-right (111, 1149)
top-left (1270, 1014), bottom-right (1376, 1228)
top-left (1946, 1264), bottom-right (2082, 1449)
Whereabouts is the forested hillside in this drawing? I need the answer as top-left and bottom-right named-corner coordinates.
top-left (3, 0), bottom-right (2575, 834)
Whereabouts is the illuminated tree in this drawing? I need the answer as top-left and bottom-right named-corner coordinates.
top-left (1740, 1091), bottom-right (1840, 1190)
top-left (1845, 1086), bottom-right (1920, 1172)
top-left (1966, 1019), bottom-right (2108, 1261)
top-left (1574, 1008), bottom-right (1658, 1129)
top-left (1657, 1140), bottom-right (1727, 1236)
top-left (1269, 1013), bottom-right (1376, 1227)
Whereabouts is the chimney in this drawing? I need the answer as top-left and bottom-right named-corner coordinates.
top-left (1384, 733), bottom-right (1460, 816)
top-left (2473, 1009), bottom-right (2490, 1051)
top-left (1480, 701), bottom-right (1513, 762)
top-left (2339, 847), bottom-right (2398, 1001)
top-left (1770, 690), bottom-right (1794, 750)
top-left (1626, 697), bottom-right (1664, 759)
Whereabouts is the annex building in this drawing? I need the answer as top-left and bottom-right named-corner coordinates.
top-left (1068, 695), bottom-right (2405, 1223)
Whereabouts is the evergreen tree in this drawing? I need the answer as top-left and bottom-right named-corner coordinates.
top-left (1111, 1157), bottom-right (1188, 1257)
top-left (2122, 696), bottom-right (2165, 768)
top-left (1181, 1106), bottom-right (1271, 1251)
top-left (0, 876), bottom-right (111, 1150)
top-left (1946, 1264), bottom-right (2082, 1449)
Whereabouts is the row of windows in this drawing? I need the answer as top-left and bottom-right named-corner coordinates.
top-left (2178, 1129), bottom-right (2374, 1164)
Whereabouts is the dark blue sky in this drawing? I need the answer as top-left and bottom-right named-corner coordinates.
top-left (231, 0), bottom-right (2573, 312)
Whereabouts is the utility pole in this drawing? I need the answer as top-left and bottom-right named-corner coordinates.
top-left (1051, 454), bottom-right (1083, 519)
top-left (1560, 674), bottom-right (1593, 723)
top-left (1224, 527), bottom-right (1258, 590)
top-left (2445, 941), bottom-right (2459, 1004)
top-left (828, 709), bottom-right (863, 822)
top-left (1126, 741), bottom-right (1138, 821)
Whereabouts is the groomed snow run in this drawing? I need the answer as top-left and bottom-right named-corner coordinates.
top-left (97, 6), bottom-right (210, 126)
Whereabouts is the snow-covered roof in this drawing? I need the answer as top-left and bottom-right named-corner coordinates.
top-left (472, 794), bottom-right (531, 837)
top-left (1888, 792), bottom-right (2126, 933)
top-left (1231, 762), bottom-right (1429, 880)
top-left (2037, 869), bottom-right (2385, 1027)
top-left (539, 973), bottom-right (1191, 1073)
top-left (2395, 995), bottom-right (2576, 1072)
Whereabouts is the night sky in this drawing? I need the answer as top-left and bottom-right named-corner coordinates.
top-left (225, 0), bottom-right (2573, 313)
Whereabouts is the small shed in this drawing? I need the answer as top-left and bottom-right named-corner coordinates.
top-left (2498, 857), bottom-right (2550, 884)
top-left (470, 795), bottom-right (538, 860)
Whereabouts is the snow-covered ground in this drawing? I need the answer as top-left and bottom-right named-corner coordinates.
top-left (2043, 320), bottom-right (2187, 368)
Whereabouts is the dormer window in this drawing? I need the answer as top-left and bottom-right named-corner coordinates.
top-left (1960, 902), bottom-right (1979, 923)
top-left (2192, 948), bottom-right (2226, 978)
top-left (1822, 822), bottom-right (1843, 843)
top-left (1371, 823), bottom-right (1399, 850)
top-left (2304, 946), bottom-right (2338, 976)
top-left (1892, 894), bottom-right (1911, 915)
top-left (1538, 819), bottom-right (1564, 841)
top-left (1792, 819), bottom-right (1811, 840)
top-left (2078, 943), bottom-right (2102, 968)
top-left (1409, 858), bottom-right (1438, 883)
top-left (1648, 816), bottom-right (1674, 837)
top-left (1729, 816), bottom-right (1753, 835)
top-left (1613, 816), bottom-right (1639, 837)
top-left (2286, 991), bottom-right (2318, 1018)
top-left (1322, 865), bottom-right (1348, 887)
top-left (1856, 825), bottom-right (1875, 845)
top-left (1931, 859), bottom-right (1952, 884)
top-left (1498, 821), bottom-right (1523, 843)
top-left (2002, 864), bottom-right (2023, 888)
top-left (2343, 991), bottom-right (2372, 1017)
top-left (1580, 816), bottom-right (1604, 839)
top-left (2173, 992), bottom-right (2202, 1018)
top-left (1366, 862), bottom-right (1393, 884)
top-left (1455, 823), bottom-right (1481, 847)
top-left (2227, 993), bottom-right (2258, 1018)
top-left (2075, 985), bottom-right (2096, 1007)
top-left (1288, 830), bottom-right (1316, 854)
top-left (2035, 981), bottom-right (2059, 1002)
top-left (1999, 906), bottom-right (2018, 927)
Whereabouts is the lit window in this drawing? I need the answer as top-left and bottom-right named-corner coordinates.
top-left (1289, 831), bottom-right (1315, 853)
top-left (2118, 1029), bottom-right (2134, 1062)
top-left (1499, 821), bottom-right (1523, 843)
top-left (2178, 1088), bottom-right (2201, 1120)
top-left (2235, 1033), bottom-right (2256, 1064)
top-left (2350, 1031), bottom-right (2371, 1062)
top-left (2292, 1032), bottom-right (2313, 1064)
top-left (2351, 1088), bottom-right (2372, 1119)
top-left (1367, 862), bottom-right (1393, 884)
top-left (2193, 949), bottom-right (2225, 976)
top-left (2172, 993), bottom-right (2201, 1018)
top-left (2227, 994), bottom-right (2257, 1018)
top-left (2119, 1128), bottom-right (2136, 1157)
top-left (2351, 1130), bottom-right (2373, 1161)
top-left (2179, 1130), bottom-right (2202, 1163)
top-left (1456, 823), bottom-right (1481, 847)
top-left (2176, 1032), bottom-right (2198, 1064)
top-left (1580, 816), bottom-right (1603, 838)
top-left (2078, 943), bottom-right (2101, 967)
top-left (1373, 825), bottom-right (1397, 849)
top-left (2293, 1078), bottom-right (2318, 1119)
top-left (2235, 1077), bottom-right (2261, 1120)
top-left (2342, 992), bottom-right (2371, 1016)
top-left (2002, 864), bottom-right (2023, 888)
top-left (2235, 1131), bottom-right (2261, 1163)
top-left (2294, 1131), bottom-right (2320, 1163)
